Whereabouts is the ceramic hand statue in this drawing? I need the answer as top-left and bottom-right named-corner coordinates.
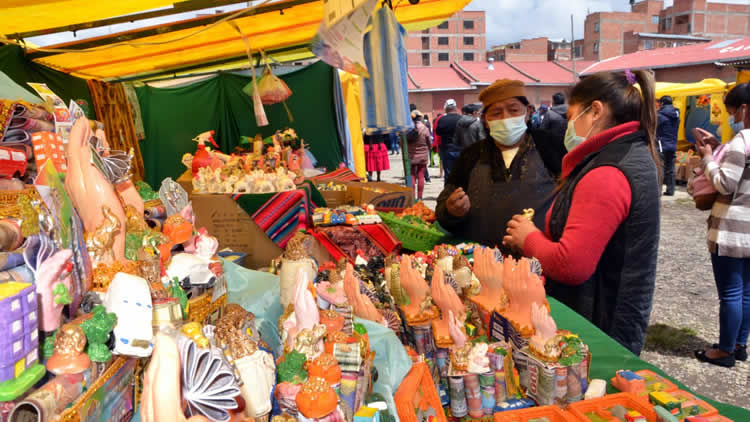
top-left (282, 269), bottom-right (320, 349)
top-left (431, 266), bottom-right (466, 347)
top-left (65, 118), bottom-right (127, 263)
top-left (503, 257), bottom-right (546, 336)
top-left (470, 247), bottom-right (508, 313)
top-left (529, 302), bottom-right (561, 361)
top-left (448, 310), bottom-right (467, 349)
top-left (399, 255), bottom-right (438, 324)
top-left (343, 262), bottom-right (386, 325)
top-left (35, 249), bottom-right (73, 332)
top-left (95, 128), bottom-right (145, 216)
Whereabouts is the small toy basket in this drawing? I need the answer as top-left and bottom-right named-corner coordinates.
top-left (377, 212), bottom-right (444, 252)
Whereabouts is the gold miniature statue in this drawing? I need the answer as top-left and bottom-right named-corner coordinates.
top-left (522, 208), bottom-right (535, 221)
top-left (85, 205), bottom-right (121, 264)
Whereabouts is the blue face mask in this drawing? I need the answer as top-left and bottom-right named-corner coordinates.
top-left (729, 106), bottom-right (746, 135)
top-left (564, 106), bottom-right (594, 151)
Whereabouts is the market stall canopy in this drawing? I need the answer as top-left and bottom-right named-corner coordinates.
top-left (14, 0), bottom-right (471, 81)
top-left (653, 78), bottom-right (733, 98)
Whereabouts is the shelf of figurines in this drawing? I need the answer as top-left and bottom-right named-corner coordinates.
top-left (272, 235), bottom-right (736, 422)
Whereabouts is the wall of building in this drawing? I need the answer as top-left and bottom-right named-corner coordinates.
top-left (655, 63), bottom-right (738, 83)
top-left (406, 11), bottom-right (486, 66)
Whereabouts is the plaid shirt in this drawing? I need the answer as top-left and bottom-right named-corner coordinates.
top-left (703, 129), bottom-right (750, 258)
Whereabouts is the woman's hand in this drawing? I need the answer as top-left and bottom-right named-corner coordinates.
top-left (503, 214), bottom-right (540, 251)
top-left (697, 142), bottom-right (713, 160)
top-left (446, 188), bottom-right (470, 217)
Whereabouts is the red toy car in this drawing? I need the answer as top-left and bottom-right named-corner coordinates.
top-left (0, 146), bottom-right (27, 178)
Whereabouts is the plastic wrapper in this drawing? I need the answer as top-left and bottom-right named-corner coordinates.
top-left (243, 68), bottom-right (292, 105)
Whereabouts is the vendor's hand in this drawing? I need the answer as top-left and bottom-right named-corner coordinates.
top-left (503, 214), bottom-right (540, 252)
top-left (142, 333), bottom-right (210, 422)
top-left (446, 188), bottom-right (470, 217)
top-left (697, 142), bottom-right (713, 160)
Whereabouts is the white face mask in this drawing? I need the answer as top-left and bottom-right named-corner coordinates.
top-left (564, 106), bottom-right (594, 151)
top-left (488, 115), bottom-right (527, 147)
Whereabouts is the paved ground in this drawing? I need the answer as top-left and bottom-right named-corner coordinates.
top-left (379, 152), bottom-right (750, 410)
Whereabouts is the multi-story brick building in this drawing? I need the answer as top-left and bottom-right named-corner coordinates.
top-left (584, 0), bottom-right (750, 61)
top-left (406, 11), bottom-right (486, 67)
top-left (487, 37), bottom-right (584, 63)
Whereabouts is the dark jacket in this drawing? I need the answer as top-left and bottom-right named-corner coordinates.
top-left (656, 104), bottom-right (680, 152)
top-left (435, 113), bottom-right (462, 153)
top-left (540, 104), bottom-right (568, 134)
top-left (407, 121), bottom-right (431, 165)
top-left (454, 115), bottom-right (484, 150)
top-left (436, 131), bottom-right (560, 252)
top-left (546, 130), bottom-right (660, 355)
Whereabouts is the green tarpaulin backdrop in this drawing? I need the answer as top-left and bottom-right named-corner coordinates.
top-left (136, 62), bottom-right (343, 187)
top-left (0, 45), bottom-right (95, 118)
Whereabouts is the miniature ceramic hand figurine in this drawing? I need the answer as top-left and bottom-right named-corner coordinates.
top-left (343, 262), bottom-right (386, 326)
top-left (65, 118), bottom-right (127, 263)
top-left (278, 232), bottom-right (317, 307)
top-left (34, 249), bottom-right (73, 332)
top-left (431, 266), bottom-right (466, 347)
top-left (503, 258), bottom-right (546, 336)
top-left (104, 272), bottom-right (154, 357)
top-left (46, 323), bottom-right (91, 375)
top-left (467, 343), bottom-right (491, 374)
top-left (448, 310), bottom-right (467, 349)
top-left (529, 302), bottom-right (561, 361)
top-left (399, 255), bottom-right (438, 324)
top-left (470, 247), bottom-right (509, 313)
top-left (282, 269), bottom-right (320, 349)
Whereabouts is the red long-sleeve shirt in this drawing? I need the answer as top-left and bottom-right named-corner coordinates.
top-left (523, 121), bottom-right (640, 285)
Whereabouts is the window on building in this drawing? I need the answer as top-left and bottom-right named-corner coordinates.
top-left (464, 36), bottom-right (474, 46)
top-left (422, 29), bottom-right (430, 34)
top-left (422, 53), bottom-right (430, 66)
top-left (422, 37), bottom-right (429, 49)
top-left (593, 41), bottom-right (599, 53)
top-left (499, 54), bottom-right (505, 61)
top-left (463, 52), bottom-right (475, 61)
top-left (594, 22), bottom-right (600, 33)
top-left (437, 21), bottom-right (449, 30)
top-left (438, 53), bottom-right (449, 62)
top-left (651, 15), bottom-right (659, 25)
top-left (463, 20), bottom-right (474, 30)
top-left (438, 37), bottom-right (449, 46)
top-left (574, 45), bottom-right (582, 57)
top-left (666, 17), bottom-right (673, 29)
top-left (644, 39), bottom-right (654, 50)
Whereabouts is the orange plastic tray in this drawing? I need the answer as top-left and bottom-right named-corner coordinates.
top-left (668, 390), bottom-right (719, 419)
top-left (493, 405), bottom-right (577, 422)
top-left (568, 392), bottom-right (658, 422)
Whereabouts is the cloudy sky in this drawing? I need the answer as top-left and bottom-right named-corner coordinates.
top-left (28, 0), bottom-right (750, 47)
top-left (465, 0), bottom-right (750, 47)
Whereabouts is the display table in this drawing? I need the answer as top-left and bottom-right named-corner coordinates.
top-left (549, 299), bottom-right (750, 420)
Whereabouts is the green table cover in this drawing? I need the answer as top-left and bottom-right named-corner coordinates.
top-left (549, 298), bottom-right (749, 420)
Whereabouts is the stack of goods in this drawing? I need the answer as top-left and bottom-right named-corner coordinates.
top-left (0, 100), bottom-right (56, 183)
top-left (186, 129), bottom-right (311, 194)
top-left (312, 205), bottom-right (382, 227)
top-left (378, 202), bottom-right (444, 252)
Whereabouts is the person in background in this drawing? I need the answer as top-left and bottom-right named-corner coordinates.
top-left (657, 96), bottom-right (680, 196)
top-left (432, 112), bottom-right (444, 178)
top-left (435, 99), bottom-right (462, 178)
top-left (455, 103), bottom-right (484, 151)
top-left (436, 80), bottom-right (560, 252)
top-left (388, 132), bottom-right (400, 155)
top-left (529, 104), bottom-right (541, 129)
top-left (363, 131), bottom-right (390, 182)
top-left (503, 70), bottom-right (661, 355)
top-left (422, 115), bottom-right (433, 184)
top-left (693, 83), bottom-right (750, 368)
top-left (538, 104), bottom-right (549, 127)
top-left (408, 110), bottom-right (432, 201)
top-left (540, 92), bottom-right (569, 134)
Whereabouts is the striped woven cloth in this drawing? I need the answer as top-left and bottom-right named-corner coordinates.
top-left (361, 6), bottom-right (413, 135)
top-left (249, 189), bottom-right (310, 248)
top-left (310, 168), bottom-right (362, 183)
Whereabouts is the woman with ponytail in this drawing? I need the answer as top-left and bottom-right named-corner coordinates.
top-left (503, 70), bottom-right (661, 355)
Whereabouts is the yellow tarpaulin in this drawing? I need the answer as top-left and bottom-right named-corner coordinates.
top-left (0, 0), bottom-right (178, 35)
top-left (26, 0), bottom-right (471, 80)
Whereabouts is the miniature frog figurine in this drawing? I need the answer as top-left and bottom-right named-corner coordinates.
top-left (469, 247), bottom-right (509, 314)
top-left (529, 302), bottom-right (561, 362)
top-left (80, 305), bottom-right (118, 362)
top-left (46, 323), bottom-right (91, 375)
top-left (431, 266), bottom-right (466, 347)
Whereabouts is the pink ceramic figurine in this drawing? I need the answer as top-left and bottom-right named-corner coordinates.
top-left (283, 269), bottom-right (320, 349)
top-left (529, 302), bottom-right (561, 361)
top-left (95, 128), bottom-right (144, 216)
top-left (65, 118), bottom-right (127, 263)
top-left (342, 263), bottom-right (386, 325)
top-left (470, 247), bottom-right (508, 314)
top-left (448, 310), bottom-right (467, 349)
top-left (431, 266), bottom-right (466, 347)
top-left (502, 258), bottom-right (546, 336)
top-left (399, 255), bottom-right (438, 324)
top-left (35, 249), bottom-right (73, 332)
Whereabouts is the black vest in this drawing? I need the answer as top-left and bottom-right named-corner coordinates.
top-left (547, 130), bottom-right (660, 355)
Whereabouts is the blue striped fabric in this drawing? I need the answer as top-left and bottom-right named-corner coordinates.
top-left (361, 6), bottom-right (414, 135)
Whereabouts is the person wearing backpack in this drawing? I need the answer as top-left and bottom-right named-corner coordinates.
top-left (408, 110), bottom-right (432, 201)
top-left (693, 83), bottom-right (750, 368)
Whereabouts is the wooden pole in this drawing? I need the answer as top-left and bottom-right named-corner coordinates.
top-left (571, 14), bottom-right (577, 81)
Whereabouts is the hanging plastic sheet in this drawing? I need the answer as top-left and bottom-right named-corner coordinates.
top-left (360, 6), bottom-right (413, 135)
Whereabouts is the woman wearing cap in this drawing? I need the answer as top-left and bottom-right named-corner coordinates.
top-left (436, 79), bottom-right (561, 253)
top-left (503, 70), bottom-right (661, 355)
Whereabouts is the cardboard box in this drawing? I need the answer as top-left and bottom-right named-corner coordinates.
top-left (177, 170), bottom-right (193, 195)
top-left (346, 182), bottom-right (414, 210)
top-left (317, 182), bottom-right (351, 208)
top-left (191, 194), bottom-right (282, 270)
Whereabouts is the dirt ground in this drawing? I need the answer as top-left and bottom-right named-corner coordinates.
top-left (380, 153), bottom-right (749, 410)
